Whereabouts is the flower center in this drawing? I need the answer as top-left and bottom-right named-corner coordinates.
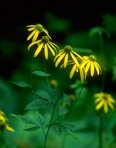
top-left (89, 55), bottom-right (96, 61)
top-left (36, 24), bottom-right (43, 31)
top-left (41, 36), bottom-right (49, 43)
top-left (64, 45), bottom-right (73, 53)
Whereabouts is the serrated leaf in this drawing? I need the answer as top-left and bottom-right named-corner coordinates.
top-left (25, 99), bottom-right (50, 110)
top-left (24, 126), bottom-right (40, 131)
top-left (11, 81), bottom-right (30, 87)
top-left (59, 107), bottom-right (68, 116)
top-left (35, 90), bottom-right (50, 101)
top-left (63, 93), bottom-right (71, 105)
top-left (32, 70), bottom-right (51, 77)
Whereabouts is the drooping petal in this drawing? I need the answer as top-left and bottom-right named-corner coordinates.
top-left (90, 61), bottom-right (94, 76)
top-left (94, 97), bottom-right (102, 103)
top-left (85, 61), bottom-right (91, 73)
top-left (95, 62), bottom-right (102, 74)
top-left (96, 100), bottom-right (104, 110)
top-left (80, 60), bottom-right (90, 69)
top-left (27, 30), bottom-right (36, 41)
top-left (94, 62), bottom-right (100, 75)
top-left (104, 102), bottom-right (108, 113)
top-left (69, 64), bottom-right (77, 79)
top-left (26, 25), bottom-right (35, 27)
top-left (5, 124), bottom-right (15, 132)
top-left (32, 31), bottom-right (39, 42)
top-left (28, 27), bottom-right (35, 31)
top-left (54, 50), bottom-right (64, 61)
top-left (34, 43), bottom-right (43, 57)
top-left (28, 40), bottom-right (41, 50)
top-left (64, 53), bottom-right (68, 68)
top-left (55, 52), bottom-right (66, 67)
top-left (80, 67), bottom-right (86, 81)
top-left (44, 44), bottom-right (48, 59)
top-left (107, 101), bottom-right (115, 110)
top-left (47, 43), bottom-right (56, 56)
top-left (70, 52), bottom-right (80, 67)
top-left (43, 28), bottom-right (52, 40)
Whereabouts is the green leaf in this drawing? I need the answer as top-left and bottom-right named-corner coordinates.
top-left (11, 111), bottom-right (45, 128)
top-left (11, 81), bottom-right (30, 87)
top-left (25, 99), bottom-right (50, 110)
top-left (24, 126), bottom-right (40, 131)
top-left (89, 26), bottom-right (110, 38)
top-left (35, 90), bottom-right (50, 101)
top-left (59, 107), bottom-right (68, 116)
top-left (63, 93), bottom-right (71, 105)
top-left (32, 70), bottom-right (51, 77)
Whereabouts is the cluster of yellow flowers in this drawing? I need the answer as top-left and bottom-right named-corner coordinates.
top-left (0, 110), bottom-right (15, 132)
top-left (26, 23), bottom-right (115, 113)
top-left (27, 23), bottom-right (102, 81)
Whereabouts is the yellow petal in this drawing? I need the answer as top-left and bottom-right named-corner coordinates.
top-left (32, 31), bottom-right (39, 42)
top-left (95, 100), bottom-right (104, 110)
top-left (90, 61), bottom-right (94, 76)
top-left (43, 28), bottom-right (52, 40)
top-left (28, 27), bottom-right (35, 31)
top-left (94, 97), bottom-right (102, 103)
top-left (69, 64), bottom-right (77, 79)
top-left (34, 43), bottom-right (43, 57)
top-left (26, 25), bottom-right (35, 27)
top-left (44, 44), bottom-right (48, 59)
top-left (85, 61), bottom-right (91, 73)
top-left (64, 53), bottom-right (68, 68)
top-left (107, 101), bottom-right (115, 110)
top-left (80, 68), bottom-right (86, 81)
top-left (6, 124), bottom-right (15, 132)
top-left (80, 60), bottom-right (90, 69)
top-left (70, 52), bottom-right (80, 67)
top-left (104, 102), bottom-right (108, 113)
top-left (27, 30), bottom-right (36, 41)
top-left (55, 52), bottom-right (66, 67)
top-left (28, 40), bottom-right (41, 50)
top-left (47, 43), bottom-right (56, 56)
top-left (54, 50), bottom-right (64, 61)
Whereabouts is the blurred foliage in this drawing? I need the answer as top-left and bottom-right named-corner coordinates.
top-left (0, 11), bottom-right (116, 148)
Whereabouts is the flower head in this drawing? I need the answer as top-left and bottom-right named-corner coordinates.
top-left (27, 24), bottom-right (51, 42)
top-left (28, 35), bottom-right (59, 59)
top-left (54, 45), bottom-right (82, 68)
top-left (80, 55), bottom-right (102, 77)
top-left (0, 110), bottom-right (15, 132)
top-left (94, 92), bottom-right (115, 113)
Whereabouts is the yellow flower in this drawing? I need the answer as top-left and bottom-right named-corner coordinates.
top-left (28, 35), bottom-right (59, 59)
top-left (69, 62), bottom-right (86, 81)
top-left (94, 92), bottom-right (115, 113)
top-left (54, 45), bottom-right (82, 68)
top-left (80, 55), bottom-right (102, 77)
top-left (0, 110), bottom-right (15, 132)
top-left (27, 24), bottom-right (51, 42)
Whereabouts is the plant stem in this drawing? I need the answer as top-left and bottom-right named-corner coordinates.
top-left (99, 114), bottom-right (103, 148)
top-left (44, 94), bottom-right (61, 148)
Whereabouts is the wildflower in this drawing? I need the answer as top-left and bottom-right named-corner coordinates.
top-left (69, 62), bottom-right (86, 81)
top-left (27, 24), bottom-right (51, 42)
top-left (0, 110), bottom-right (15, 132)
top-left (54, 45), bottom-right (82, 68)
top-left (80, 55), bottom-right (102, 77)
top-left (94, 92), bottom-right (115, 113)
top-left (50, 79), bottom-right (58, 88)
top-left (28, 35), bottom-right (59, 59)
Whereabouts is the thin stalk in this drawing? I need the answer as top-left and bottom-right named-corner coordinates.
top-left (98, 114), bottom-right (103, 148)
top-left (44, 94), bottom-right (61, 148)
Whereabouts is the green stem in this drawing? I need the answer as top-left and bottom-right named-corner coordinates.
top-left (44, 94), bottom-right (61, 148)
top-left (99, 114), bottom-right (103, 148)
